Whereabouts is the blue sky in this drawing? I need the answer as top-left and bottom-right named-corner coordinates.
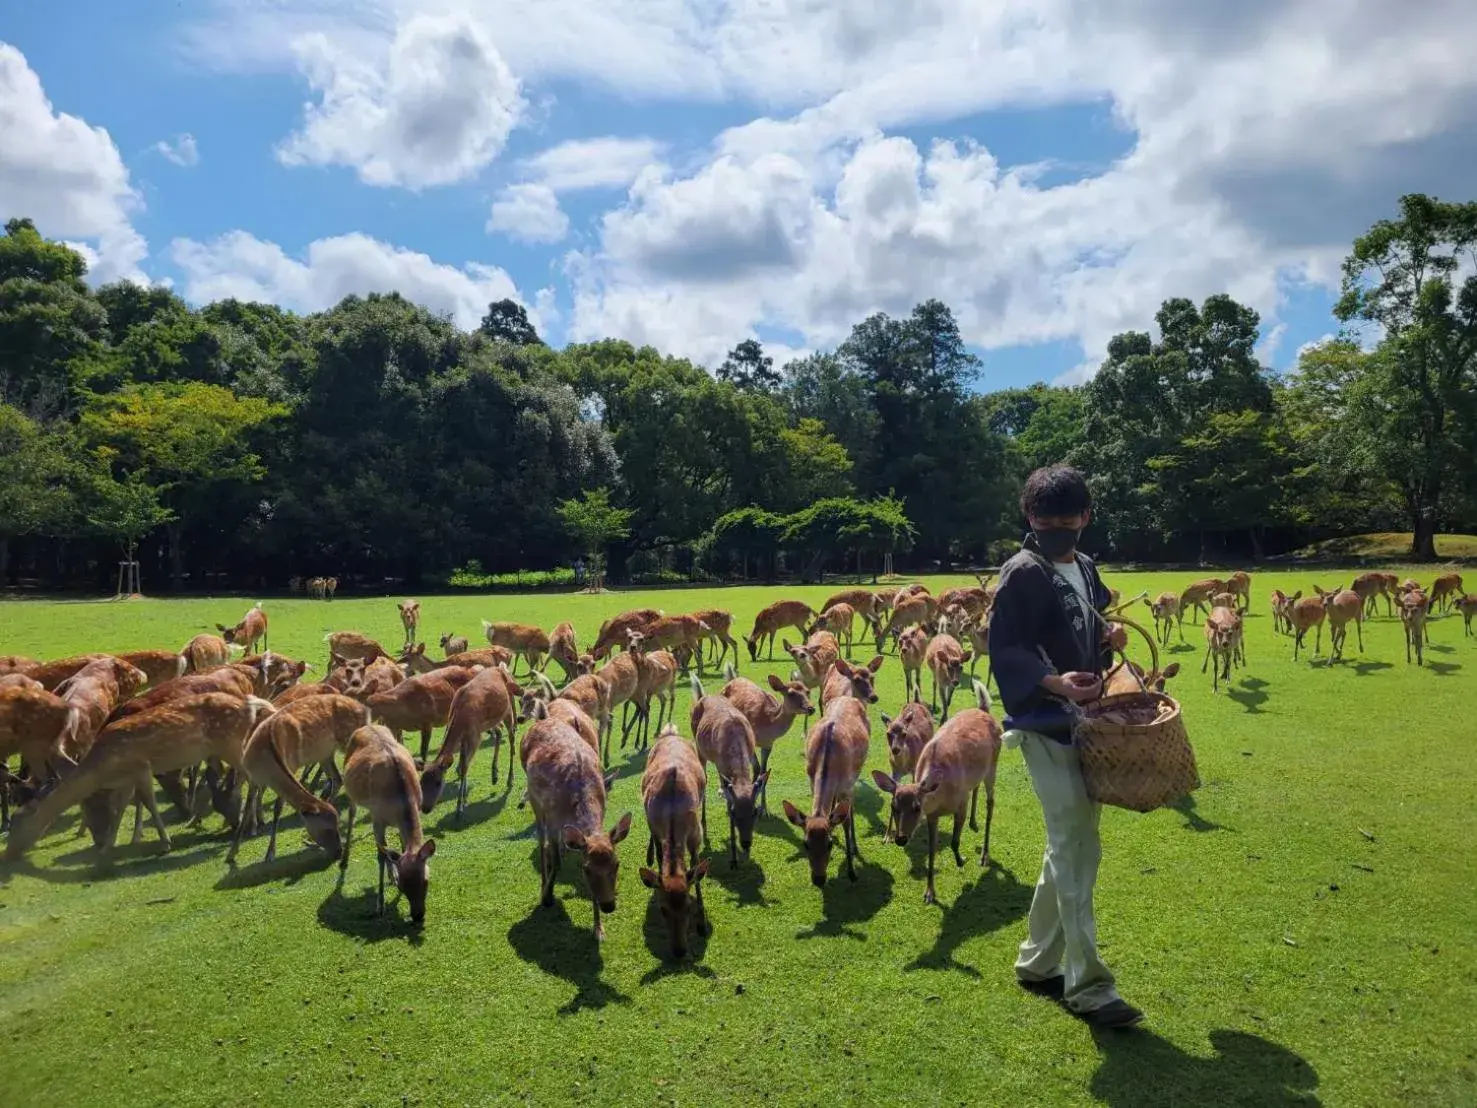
top-left (5, 0), bottom-right (1463, 391)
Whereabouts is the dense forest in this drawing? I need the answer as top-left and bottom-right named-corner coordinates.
top-left (2, 194), bottom-right (1475, 592)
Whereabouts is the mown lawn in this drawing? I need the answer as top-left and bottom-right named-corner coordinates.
top-left (1, 571), bottom-right (1474, 1107)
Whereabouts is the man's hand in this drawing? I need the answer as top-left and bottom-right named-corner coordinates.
top-left (1043, 672), bottom-right (1103, 703)
top-left (1102, 621), bottom-right (1129, 652)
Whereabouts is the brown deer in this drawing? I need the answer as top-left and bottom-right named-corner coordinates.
top-left (590, 608), bottom-right (664, 660)
top-left (108, 661), bottom-right (264, 724)
top-left (548, 621), bottom-right (582, 683)
top-left (420, 665), bottom-right (521, 815)
top-left (0, 673), bottom-right (41, 690)
top-left (879, 593), bottom-right (938, 651)
top-left (181, 634), bottom-right (232, 674)
top-left (217, 602), bottom-right (268, 653)
top-left (820, 654), bottom-right (884, 711)
top-left (691, 608), bottom-right (738, 671)
top-left (642, 615), bottom-right (710, 670)
top-left (1350, 572), bottom-right (1387, 619)
top-left (536, 671), bottom-right (613, 757)
top-left (324, 576), bottom-right (339, 600)
top-left (340, 724), bottom-right (437, 924)
top-left (12, 654), bottom-right (107, 691)
top-left (114, 650), bottom-right (187, 692)
top-left (55, 657), bottom-right (149, 761)
top-left (689, 686), bottom-right (765, 868)
top-left (718, 668), bottom-right (813, 809)
top-left (0, 656), bottom-right (37, 677)
top-left (1103, 659), bottom-right (1182, 698)
top-left (747, 600), bottom-right (816, 661)
top-left (594, 642), bottom-right (642, 755)
top-left (366, 665), bottom-right (479, 761)
top-left (873, 681), bottom-right (1002, 903)
top-left (785, 630), bottom-right (840, 691)
top-left (1269, 589), bottom-right (1294, 635)
top-left (822, 589), bottom-right (883, 629)
top-left (440, 632), bottom-right (469, 657)
top-left (628, 635), bottom-right (679, 749)
top-left (783, 697), bottom-right (870, 887)
top-left (397, 600), bottom-right (421, 647)
top-left (239, 652), bottom-right (311, 697)
top-left (923, 620), bottom-right (972, 720)
top-left (228, 693), bottom-right (367, 863)
top-left (1203, 604), bottom-right (1241, 693)
top-left (1288, 592), bottom-right (1327, 661)
top-left (400, 642), bottom-right (513, 676)
top-left (639, 725), bottom-right (710, 959)
top-left (1399, 590), bottom-right (1430, 666)
top-left (1225, 571), bottom-right (1252, 612)
top-left (0, 683), bottom-right (78, 787)
top-left (5, 692), bottom-right (275, 860)
top-left (1179, 578), bottom-right (1228, 625)
top-left (1457, 594), bottom-right (1477, 637)
top-left (1429, 573), bottom-right (1465, 614)
top-left (809, 603), bottom-right (857, 655)
top-left (878, 701), bottom-right (934, 842)
top-left (482, 620), bottom-right (551, 674)
top-left (324, 631), bottom-right (390, 666)
top-left (965, 612), bottom-right (991, 680)
top-left (1144, 593), bottom-right (1184, 645)
top-left (938, 585), bottom-right (991, 622)
top-left (340, 654), bottom-right (404, 704)
top-left (897, 625), bottom-right (929, 702)
top-left (523, 722), bottom-right (631, 942)
top-left (1316, 585), bottom-right (1365, 663)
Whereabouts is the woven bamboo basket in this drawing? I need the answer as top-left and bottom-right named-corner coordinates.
top-left (1075, 616), bottom-right (1200, 813)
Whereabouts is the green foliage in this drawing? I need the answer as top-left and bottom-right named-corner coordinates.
top-left (781, 495), bottom-right (916, 579)
top-left (446, 562), bottom-right (577, 589)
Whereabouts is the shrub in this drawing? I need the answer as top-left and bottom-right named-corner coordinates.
top-left (447, 562), bottom-right (577, 589)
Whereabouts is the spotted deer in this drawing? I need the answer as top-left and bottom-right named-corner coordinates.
top-left (217, 602), bottom-right (268, 654)
top-left (1287, 591), bottom-right (1326, 662)
top-left (689, 686), bottom-right (764, 869)
top-left (1144, 593), bottom-right (1184, 645)
top-left (397, 600), bottom-right (421, 647)
top-left (638, 726), bottom-right (710, 959)
top-left (746, 600), bottom-right (816, 662)
top-left (340, 724), bottom-right (436, 924)
top-left (1316, 585), bottom-right (1365, 663)
top-left (783, 697), bottom-right (870, 888)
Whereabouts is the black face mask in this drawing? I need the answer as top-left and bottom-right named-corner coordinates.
top-left (1032, 527), bottom-right (1081, 561)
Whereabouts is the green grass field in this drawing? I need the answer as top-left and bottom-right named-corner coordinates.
top-left (2, 571), bottom-right (1474, 1107)
top-left (1287, 532), bottom-right (1477, 561)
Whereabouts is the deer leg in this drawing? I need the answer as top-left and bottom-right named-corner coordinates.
top-left (340, 802), bottom-right (357, 869)
top-left (138, 774), bottom-right (171, 851)
top-left (729, 805), bottom-right (737, 871)
top-left (504, 719), bottom-right (518, 792)
top-left (980, 785), bottom-right (995, 868)
top-left (951, 809), bottom-right (965, 868)
top-left (489, 731), bottom-right (500, 786)
top-left (264, 795), bottom-right (284, 863)
top-left (969, 785), bottom-right (979, 832)
top-left (419, 728), bottom-right (431, 763)
top-left (845, 810), bottom-right (859, 883)
top-left (593, 897), bottom-right (605, 944)
top-left (924, 818), bottom-right (938, 904)
top-left (700, 786), bottom-right (709, 847)
top-left (376, 851), bottom-right (387, 916)
top-left (131, 797), bottom-right (146, 845)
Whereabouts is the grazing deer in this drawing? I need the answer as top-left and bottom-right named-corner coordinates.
top-left (1225, 571), bottom-right (1252, 612)
top-left (114, 650), bottom-right (187, 692)
top-left (747, 600), bottom-right (817, 662)
top-left (1144, 593), bottom-right (1184, 645)
top-left (217, 602), bottom-right (268, 653)
top-left (590, 609), bottom-right (664, 660)
top-left (397, 600), bottom-right (421, 647)
top-left (0, 683), bottom-right (78, 787)
top-left (523, 722), bottom-right (631, 942)
top-left (181, 634), bottom-right (232, 674)
top-left (1288, 592), bottom-right (1327, 661)
top-left (548, 621), bottom-right (582, 683)
top-left (785, 631), bottom-right (840, 691)
top-left (5, 692), bottom-right (275, 860)
top-left (594, 641), bottom-right (642, 755)
top-left (924, 621), bottom-right (972, 720)
top-left (689, 685), bottom-right (765, 868)
top-left (820, 655), bottom-right (884, 711)
top-left (642, 615), bottom-right (710, 670)
top-left (809, 604), bottom-right (858, 655)
top-left (1376, 573), bottom-right (1402, 615)
top-left (823, 589), bottom-right (883, 629)
top-left (482, 620), bottom-right (551, 674)
top-left (718, 668), bottom-right (813, 809)
top-left (1316, 585), bottom-right (1365, 663)
top-left (879, 701), bottom-right (934, 842)
top-left (324, 631), bottom-right (390, 667)
top-left (440, 632), bottom-right (469, 658)
top-left (340, 724), bottom-right (437, 924)
top-left (1202, 604), bottom-right (1240, 693)
top-left (783, 698), bottom-right (870, 887)
top-left (1179, 578), bottom-right (1228, 624)
top-left (1350, 572), bottom-right (1387, 620)
top-left (628, 635), bottom-right (679, 750)
top-left (366, 665), bottom-right (479, 761)
top-left (691, 609), bottom-right (738, 671)
top-left (1457, 594), bottom-right (1477, 637)
top-left (420, 665), bottom-right (521, 815)
top-left (55, 657), bottom-right (149, 761)
top-left (639, 725), bottom-right (710, 959)
top-left (879, 594), bottom-right (938, 652)
top-left (1429, 573), bottom-right (1465, 614)
top-left (874, 681), bottom-right (1001, 902)
top-left (324, 577), bottom-right (339, 601)
top-left (228, 694), bottom-right (368, 863)
top-left (108, 660), bottom-right (265, 724)
top-left (1399, 590), bottom-right (1430, 666)
top-left (400, 643), bottom-right (512, 676)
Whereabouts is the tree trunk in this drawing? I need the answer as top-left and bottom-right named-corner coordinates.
top-left (1248, 527), bottom-right (1264, 563)
top-left (0, 537), bottom-right (9, 587)
top-left (1411, 509), bottom-right (1438, 562)
top-left (167, 521), bottom-right (185, 590)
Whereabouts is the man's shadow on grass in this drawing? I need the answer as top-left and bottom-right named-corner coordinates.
top-left (902, 863), bottom-right (1030, 977)
top-left (507, 898), bottom-right (632, 1016)
top-left (1169, 793), bottom-right (1227, 833)
top-left (1090, 1027), bottom-right (1319, 1107)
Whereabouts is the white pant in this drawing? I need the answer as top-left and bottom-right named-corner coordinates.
top-left (1008, 729), bottom-right (1120, 1013)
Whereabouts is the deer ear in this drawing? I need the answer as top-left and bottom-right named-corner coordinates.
top-left (602, 770), bottom-right (618, 793)
top-left (872, 769), bottom-right (896, 794)
top-left (215, 624), bottom-right (227, 633)
top-left (829, 798), bottom-right (852, 827)
top-left (781, 639), bottom-right (793, 652)
top-left (378, 845), bottom-right (401, 864)
top-left (418, 839), bottom-right (436, 859)
top-left (767, 674), bottom-right (785, 691)
top-left (689, 858), bottom-right (710, 883)
top-left (639, 867), bottom-right (660, 889)
top-left (960, 650), bottom-right (973, 664)
top-left (867, 656), bottom-right (885, 673)
top-left (1161, 663), bottom-right (1181, 678)
top-left (609, 812), bottom-right (632, 845)
top-left (563, 825), bottom-right (588, 851)
top-left (782, 799), bottom-right (806, 828)
top-left (920, 779), bottom-right (942, 795)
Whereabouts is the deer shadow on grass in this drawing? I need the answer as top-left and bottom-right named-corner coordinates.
top-left (507, 898), bottom-right (632, 1016)
top-left (708, 855), bottom-right (770, 907)
top-left (1426, 660), bottom-right (1462, 677)
top-left (902, 864), bottom-right (1030, 977)
top-left (3, 837), bottom-right (223, 885)
top-left (794, 856), bottom-right (895, 942)
top-left (1227, 678), bottom-right (1269, 714)
top-left (215, 846), bottom-right (338, 890)
top-left (316, 871), bottom-right (425, 946)
top-left (639, 890), bottom-right (716, 985)
top-left (1090, 1027), bottom-right (1320, 1107)
top-left (429, 789), bottom-right (511, 835)
top-left (1351, 661), bottom-right (1393, 676)
top-left (850, 783), bottom-right (888, 839)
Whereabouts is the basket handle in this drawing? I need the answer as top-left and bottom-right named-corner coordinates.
top-left (1109, 614), bottom-right (1161, 695)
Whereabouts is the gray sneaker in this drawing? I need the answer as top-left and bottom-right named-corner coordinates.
top-left (1079, 999), bottom-right (1144, 1028)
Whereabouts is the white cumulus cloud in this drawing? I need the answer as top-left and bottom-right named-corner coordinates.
top-left (0, 42), bottom-right (148, 283)
top-left (155, 133), bottom-right (200, 167)
top-left (276, 12), bottom-right (525, 189)
top-left (519, 136), bottom-right (667, 192)
top-left (487, 183), bottom-right (569, 243)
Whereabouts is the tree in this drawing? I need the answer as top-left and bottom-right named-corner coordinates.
top-left (83, 469), bottom-right (174, 593)
top-left (1333, 194), bottom-right (1477, 559)
top-left (0, 405), bottom-right (75, 582)
top-left (718, 339), bottom-right (780, 392)
top-left (479, 298), bottom-right (542, 345)
top-left (775, 418), bottom-right (853, 511)
top-left (707, 507), bottom-right (785, 580)
top-left (556, 487), bottom-right (634, 591)
top-left (780, 496), bottom-right (916, 582)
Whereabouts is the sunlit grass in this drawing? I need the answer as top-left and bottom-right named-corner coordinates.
top-left (1, 572), bottom-right (1474, 1106)
top-left (1286, 532), bottom-right (1477, 561)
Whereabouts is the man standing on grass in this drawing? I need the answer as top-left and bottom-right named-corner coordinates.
top-left (988, 464), bottom-right (1142, 1028)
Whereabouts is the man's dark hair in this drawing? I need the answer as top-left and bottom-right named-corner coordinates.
top-left (1021, 464), bottom-right (1092, 519)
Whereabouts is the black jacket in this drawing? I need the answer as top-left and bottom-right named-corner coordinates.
top-left (988, 535), bottom-right (1113, 742)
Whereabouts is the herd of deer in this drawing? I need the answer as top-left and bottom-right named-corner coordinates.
top-left (1, 570), bottom-right (1471, 953)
